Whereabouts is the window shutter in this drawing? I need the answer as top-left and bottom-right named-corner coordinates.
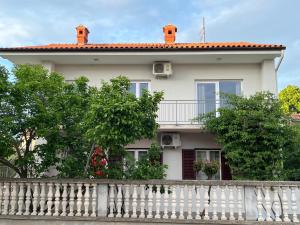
top-left (221, 153), bottom-right (232, 180)
top-left (182, 149), bottom-right (196, 180)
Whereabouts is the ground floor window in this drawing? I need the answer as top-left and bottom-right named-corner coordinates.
top-left (126, 149), bottom-right (148, 161)
top-left (196, 150), bottom-right (221, 180)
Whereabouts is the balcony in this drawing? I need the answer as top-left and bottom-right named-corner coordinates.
top-left (157, 100), bottom-right (219, 127)
top-left (0, 179), bottom-right (299, 225)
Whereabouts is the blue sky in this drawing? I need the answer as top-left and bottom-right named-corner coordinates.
top-left (0, 0), bottom-right (299, 90)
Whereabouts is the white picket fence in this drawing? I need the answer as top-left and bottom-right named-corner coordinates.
top-left (0, 179), bottom-right (299, 223)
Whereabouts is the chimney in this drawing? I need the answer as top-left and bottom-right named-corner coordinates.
top-left (76, 25), bottom-right (89, 45)
top-left (163, 24), bottom-right (177, 44)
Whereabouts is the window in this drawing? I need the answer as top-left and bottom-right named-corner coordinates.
top-left (127, 149), bottom-right (148, 161)
top-left (129, 81), bottom-right (150, 97)
top-left (196, 150), bottom-right (221, 180)
top-left (196, 80), bottom-right (241, 115)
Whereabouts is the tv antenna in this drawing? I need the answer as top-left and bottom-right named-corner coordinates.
top-left (200, 17), bottom-right (206, 43)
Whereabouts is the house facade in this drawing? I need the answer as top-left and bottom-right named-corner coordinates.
top-left (0, 24), bottom-right (285, 180)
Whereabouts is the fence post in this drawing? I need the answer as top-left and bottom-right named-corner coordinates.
top-left (244, 186), bottom-right (257, 220)
top-left (97, 183), bottom-right (108, 217)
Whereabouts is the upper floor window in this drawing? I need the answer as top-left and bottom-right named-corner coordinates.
top-left (196, 80), bottom-right (241, 114)
top-left (129, 81), bottom-right (150, 97)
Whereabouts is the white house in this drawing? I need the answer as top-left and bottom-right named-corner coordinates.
top-left (0, 24), bottom-right (285, 180)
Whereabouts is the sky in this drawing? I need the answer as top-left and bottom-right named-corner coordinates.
top-left (0, 0), bottom-right (299, 90)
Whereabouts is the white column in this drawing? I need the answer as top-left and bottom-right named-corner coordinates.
top-left (3, 182), bottom-right (10, 215)
top-left (195, 186), bottom-right (201, 220)
top-left (61, 183), bottom-right (68, 216)
top-left (261, 60), bottom-right (277, 94)
top-left (38, 182), bottom-right (46, 216)
top-left (91, 183), bottom-right (97, 217)
top-left (140, 185), bottom-right (146, 218)
top-left (187, 185), bottom-right (193, 219)
top-left (46, 182), bottom-right (54, 216)
top-left (83, 184), bottom-right (90, 217)
top-left (256, 187), bottom-right (263, 221)
top-left (53, 183), bottom-right (61, 216)
top-left (155, 185), bottom-right (161, 219)
top-left (203, 186), bottom-right (210, 220)
top-left (264, 187), bottom-right (272, 221)
top-left (163, 185), bottom-right (169, 219)
top-left (9, 182), bottom-right (17, 215)
top-left (212, 186), bottom-right (218, 220)
top-left (170, 186), bottom-right (177, 219)
top-left (282, 187), bottom-right (291, 222)
top-left (237, 186), bottom-right (243, 220)
top-left (273, 187), bottom-right (281, 222)
top-left (31, 183), bottom-right (39, 216)
top-left (178, 185), bottom-right (185, 219)
top-left (24, 183), bottom-right (31, 216)
top-left (0, 182), bottom-right (3, 215)
top-left (116, 184), bottom-right (123, 218)
top-left (147, 185), bottom-right (153, 218)
top-left (291, 186), bottom-right (299, 222)
top-left (76, 184), bottom-right (83, 216)
top-left (123, 184), bottom-right (130, 218)
top-left (220, 186), bottom-right (227, 220)
top-left (132, 185), bottom-right (138, 218)
top-left (108, 184), bottom-right (115, 218)
top-left (68, 183), bottom-right (75, 216)
top-left (16, 183), bottom-right (24, 215)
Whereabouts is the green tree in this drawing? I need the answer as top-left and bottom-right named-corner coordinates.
top-left (282, 124), bottom-right (300, 181)
top-left (0, 64), bottom-right (64, 178)
top-left (86, 76), bottom-right (163, 179)
top-left (36, 77), bottom-right (96, 178)
top-left (279, 85), bottom-right (300, 114)
top-left (204, 92), bottom-right (295, 180)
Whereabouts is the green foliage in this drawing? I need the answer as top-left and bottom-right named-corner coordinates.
top-left (36, 77), bottom-right (96, 178)
top-left (279, 85), bottom-right (300, 114)
top-left (0, 64), bottom-right (65, 177)
top-left (282, 124), bottom-right (300, 181)
top-left (204, 92), bottom-right (295, 180)
top-left (202, 161), bottom-right (219, 180)
top-left (193, 160), bottom-right (203, 172)
top-left (0, 66), bottom-right (164, 179)
top-left (86, 76), bottom-right (163, 179)
top-left (125, 144), bottom-right (167, 180)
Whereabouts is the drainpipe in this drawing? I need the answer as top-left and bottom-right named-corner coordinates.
top-left (275, 50), bottom-right (285, 72)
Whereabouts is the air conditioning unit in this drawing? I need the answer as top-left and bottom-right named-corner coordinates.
top-left (153, 62), bottom-right (172, 78)
top-left (161, 133), bottom-right (181, 149)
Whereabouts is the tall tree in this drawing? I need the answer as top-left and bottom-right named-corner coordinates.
top-left (0, 64), bottom-right (64, 178)
top-left (36, 77), bottom-right (96, 178)
top-left (86, 76), bottom-right (163, 179)
top-left (279, 85), bottom-right (300, 114)
top-left (203, 92), bottom-right (295, 180)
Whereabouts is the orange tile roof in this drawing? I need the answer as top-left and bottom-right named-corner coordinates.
top-left (0, 42), bottom-right (285, 52)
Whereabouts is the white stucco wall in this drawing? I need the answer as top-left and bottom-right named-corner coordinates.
top-left (127, 132), bottom-right (219, 180)
top-left (55, 62), bottom-right (276, 99)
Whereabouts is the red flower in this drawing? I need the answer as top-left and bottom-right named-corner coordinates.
top-left (95, 170), bottom-right (103, 176)
top-left (100, 158), bottom-right (107, 166)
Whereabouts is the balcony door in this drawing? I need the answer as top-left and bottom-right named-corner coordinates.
top-left (197, 82), bottom-right (218, 116)
top-left (196, 80), bottom-right (241, 116)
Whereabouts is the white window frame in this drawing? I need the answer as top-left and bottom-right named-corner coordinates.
top-left (129, 81), bottom-right (151, 98)
top-left (195, 150), bottom-right (222, 180)
top-left (126, 149), bottom-right (148, 161)
top-left (195, 80), bottom-right (243, 113)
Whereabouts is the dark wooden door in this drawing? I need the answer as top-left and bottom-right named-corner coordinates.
top-left (221, 153), bottom-right (232, 180)
top-left (182, 149), bottom-right (196, 180)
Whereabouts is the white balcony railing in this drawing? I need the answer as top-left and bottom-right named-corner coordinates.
top-left (157, 100), bottom-right (221, 125)
top-left (0, 179), bottom-right (300, 223)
